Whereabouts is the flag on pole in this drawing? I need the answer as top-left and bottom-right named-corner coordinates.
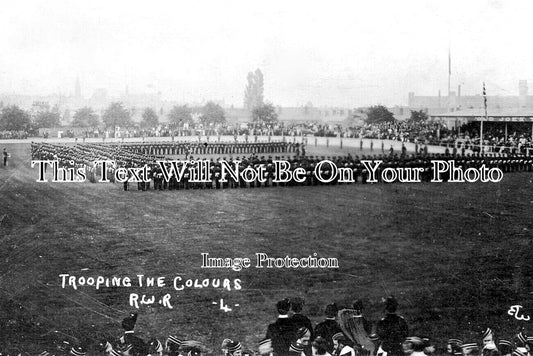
top-left (483, 82), bottom-right (488, 116)
top-left (481, 82), bottom-right (487, 154)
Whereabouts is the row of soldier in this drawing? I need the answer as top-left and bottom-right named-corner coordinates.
top-left (31, 142), bottom-right (164, 169)
top-left (119, 142), bottom-right (297, 156)
top-left (30, 141), bottom-right (297, 174)
top-left (19, 296), bottom-right (533, 356)
top-left (121, 153), bottom-right (532, 191)
top-left (30, 142), bottom-right (532, 190)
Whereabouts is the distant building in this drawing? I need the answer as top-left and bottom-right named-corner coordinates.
top-left (430, 107), bottom-right (533, 131)
top-left (408, 80), bottom-right (533, 114)
top-left (223, 106), bottom-right (354, 124)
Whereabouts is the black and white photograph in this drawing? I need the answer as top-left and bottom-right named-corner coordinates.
top-left (0, 1), bottom-right (532, 356)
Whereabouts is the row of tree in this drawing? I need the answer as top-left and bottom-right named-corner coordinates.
top-left (0, 101), bottom-right (427, 135)
top-left (74, 101), bottom-right (229, 129)
top-left (0, 101), bottom-right (283, 132)
top-left (0, 101), bottom-right (231, 131)
top-left (0, 103), bottom-right (428, 132)
top-left (0, 69), bottom-right (283, 132)
top-left (0, 104), bottom-right (69, 131)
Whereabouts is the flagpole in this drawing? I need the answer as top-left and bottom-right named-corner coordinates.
top-left (448, 47), bottom-right (451, 112)
top-left (482, 82), bottom-right (487, 154)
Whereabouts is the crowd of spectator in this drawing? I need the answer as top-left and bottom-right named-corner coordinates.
top-left (0, 130), bottom-right (29, 139)
top-left (3, 296), bottom-right (531, 356)
top-left (5, 119), bottom-right (533, 157)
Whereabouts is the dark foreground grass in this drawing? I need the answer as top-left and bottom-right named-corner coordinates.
top-left (0, 142), bottom-right (532, 353)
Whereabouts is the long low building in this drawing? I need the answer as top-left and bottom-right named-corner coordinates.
top-left (430, 108), bottom-right (533, 133)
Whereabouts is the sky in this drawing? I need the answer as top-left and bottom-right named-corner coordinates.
top-left (0, 0), bottom-right (532, 107)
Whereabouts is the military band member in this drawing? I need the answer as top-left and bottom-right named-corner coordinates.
top-left (497, 341), bottom-right (512, 356)
top-left (266, 299), bottom-right (298, 356)
top-left (120, 313), bottom-right (148, 356)
top-left (312, 337), bottom-right (332, 356)
top-left (376, 296), bottom-right (408, 356)
top-left (333, 333), bottom-right (356, 356)
top-left (461, 343), bottom-right (480, 356)
top-left (315, 304), bottom-right (342, 354)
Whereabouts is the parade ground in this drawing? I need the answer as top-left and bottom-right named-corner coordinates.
top-left (0, 140), bottom-right (532, 353)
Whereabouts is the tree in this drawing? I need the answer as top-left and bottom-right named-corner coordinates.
top-left (102, 102), bottom-right (132, 129)
top-left (141, 107), bottom-right (159, 128)
top-left (200, 102), bottom-right (226, 125)
top-left (244, 69), bottom-right (264, 110)
top-left (167, 105), bottom-right (193, 127)
top-left (303, 101), bottom-right (313, 115)
top-left (252, 103), bottom-right (278, 126)
top-left (365, 105), bottom-right (396, 124)
top-left (0, 105), bottom-right (31, 131)
top-left (72, 107), bottom-right (99, 128)
top-left (254, 69), bottom-right (264, 106)
top-left (244, 72), bottom-right (254, 109)
top-left (63, 109), bottom-right (71, 124)
top-left (34, 106), bottom-right (61, 128)
top-left (408, 109), bottom-right (428, 123)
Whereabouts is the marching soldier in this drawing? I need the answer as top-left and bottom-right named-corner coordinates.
top-left (3, 148), bottom-right (9, 167)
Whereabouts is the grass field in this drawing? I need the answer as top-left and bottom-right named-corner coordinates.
top-left (0, 142), bottom-right (532, 354)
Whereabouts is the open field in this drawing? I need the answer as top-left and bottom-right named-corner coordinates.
top-left (0, 141), bottom-right (532, 353)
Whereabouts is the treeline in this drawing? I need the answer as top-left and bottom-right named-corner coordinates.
top-left (0, 101), bottom-right (234, 132)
